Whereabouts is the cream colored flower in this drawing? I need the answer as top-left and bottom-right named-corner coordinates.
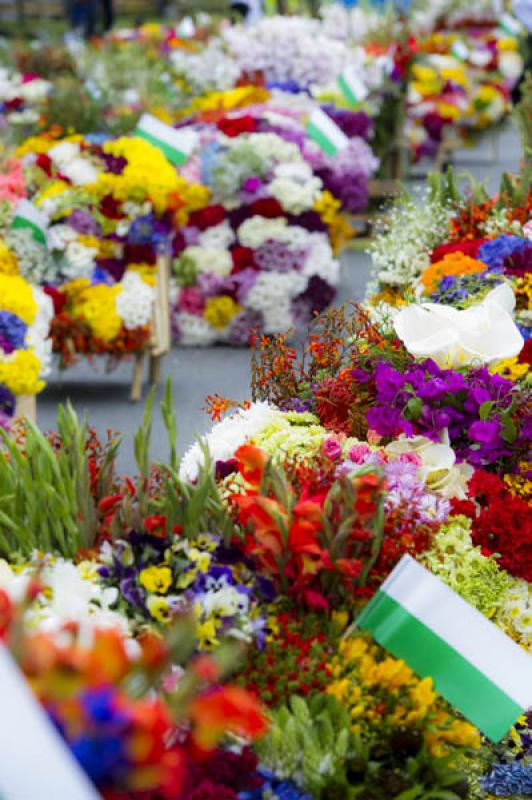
top-left (393, 284), bottom-right (524, 368)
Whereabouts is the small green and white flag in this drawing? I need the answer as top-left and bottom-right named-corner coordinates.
top-left (357, 555), bottom-right (532, 742)
top-left (306, 107), bottom-right (349, 157)
top-left (135, 114), bottom-right (198, 166)
top-left (499, 13), bottom-right (522, 37)
top-left (10, 200), bottom-right (48, 246)
top-left (337, 66), bottom-right (369, 106)
top-left (451, 39), bottom-right (470, 62)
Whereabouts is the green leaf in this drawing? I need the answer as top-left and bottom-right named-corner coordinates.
top-left (479, 401), bottom-right (494, 420)
top-left (405, 396), bottom-right (423, 421)
top-left (501, 415), bottom-right (517, 444)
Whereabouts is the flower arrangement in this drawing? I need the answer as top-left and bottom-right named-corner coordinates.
top-left (13, 131), bottom-right (208, 364)
top-left (1, 585), bottom-right (267, 799)
top-left (0, 247), bottom-right (52, 423)
top-left (171, 125), bottom-right (343, 345)
top-left (406, 20), bottom-right (523, 161)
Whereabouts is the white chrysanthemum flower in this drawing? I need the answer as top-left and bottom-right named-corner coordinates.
top-left (63, 240), bottom-right (98, 280)
top-left (48, 140), bottom-right (80, 166)
top-left (175, 312), bottom-right (217, 346)
top-left (186, 245), bottom-right (233, 277)
top-left (47, 224), bottom-right (78, 252)
top-left (197, 221), bottom-right (235, 251)
top-left (245, 271), bottom-right (307, 314)
top-left (28, 286), bottom-right (54, 377)
top-left (179, 401), bottom-right (280, 481)
top-left (237, 216), bottom-right (288, 249)
top-left (301, 235), bottom-right (340, 284)
top-left (116, 272), bottom-right (154, 329)
top-left (61, 157), bottom-right (99, 186)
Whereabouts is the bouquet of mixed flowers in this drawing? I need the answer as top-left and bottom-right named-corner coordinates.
top-left (368, 169), bottom-right (532, 347)
top-left (169, 116), bottom-right (349, 345)
top-left (12, 130), bottom-right (208, 365)
top-left (0, 231), bottom-right (52, 425)
top-left (407, 21), bottom-right (523, 160)
top-left (0, 577), bottom-right (267, 800)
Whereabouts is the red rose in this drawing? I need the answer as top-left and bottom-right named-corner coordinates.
top-left (100, 194), bottom-right (123, 219)
top-left (250, 198), bottom-right (284, 218)
top-left (43, 285), bottom-right (66, 314)
top-left (216, 114), bottom-right (257, 137)
top-left (188, 204), bottom-right (226, 231)
top-left (36, 153), bottom-right (53, 177)
top-left (231, 246), bottom-right (257, 273)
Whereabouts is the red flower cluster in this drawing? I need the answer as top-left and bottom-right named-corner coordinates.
top-left (241, 611), bottom-right (334, 706)
top-left (452, 470), bottom-right (532, 581)
top-left (430, 238), bottom-right (487, 262)
top-left (231, 445), bottom-right (385, 609)
top-left (180, 747), bottom-right (262, 800)
top-left (49, 313), bottom-right (151, 368)
top-left (216, 114), bottom-right (258, 137)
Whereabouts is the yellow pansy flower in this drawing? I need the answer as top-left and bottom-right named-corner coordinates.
top-left (139, 565), bottom-right (173, 594)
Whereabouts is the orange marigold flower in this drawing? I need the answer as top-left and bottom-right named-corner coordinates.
top-left (421, 252), bottom-right (487, 293)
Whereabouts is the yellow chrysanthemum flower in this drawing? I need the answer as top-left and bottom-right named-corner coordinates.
top-left (0, 273), bottom-right (37, 325)
top-left (0, 349), bottom-right (44, 395)
top-left (68, 282), bottom-right (122, 342)
top-left (0, 240), bottom-right (19, 275)
top-left (204, 296), bottom-right (241, 329)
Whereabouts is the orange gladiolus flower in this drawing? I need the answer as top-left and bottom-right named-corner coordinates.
top-left (190, 686), bottom-right (268, 749)
top-left (235, 444), bottom-right (269, 486)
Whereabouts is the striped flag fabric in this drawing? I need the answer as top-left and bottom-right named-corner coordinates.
top-left (357, 555), bottom-right (532, 742)
top-left (134, 114), bottom-right (198, 166)
top-left (0, 645), bottom-right (99, 799)
top-left (451, 39), bottom-right (470, 61)
top-left (498, 13), bottom-right (522, 37)
top-left (306, 107), bottom-right (349, 157)
top-left (10, 199), bottom-right (48, 246)
top-left (337, 66), bottom-right (369, 106)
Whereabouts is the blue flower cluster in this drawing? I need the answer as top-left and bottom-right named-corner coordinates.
top-left (0, 310), bottom-right (28, 353)
top-left (477, 235), bottom-right (529, 271)
top-left (481, 761), bottom-right (532, 796)
top-left (238, 769), bottom-right (312, 800)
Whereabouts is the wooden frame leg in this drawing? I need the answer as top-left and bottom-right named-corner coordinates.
top-left (15, 394), bottom-right (36, 424)
top-left (130, 352), bottom-right (145, 402)
top-left (149, 354), bottom-right (162, 387)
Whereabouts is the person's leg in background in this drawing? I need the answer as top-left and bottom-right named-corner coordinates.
top-left (82, 0), bottom-right (97, 38)
top-left (100, 0), bottom-right (114, 32)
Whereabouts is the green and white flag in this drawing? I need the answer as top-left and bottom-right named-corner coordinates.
top-left (0, 645), bottom-right (99, 800)
top-left (10, 200), bottom-right (48, 246)
top-left (451, 39), bottom-right (469, 62)
top-left (499, 13), bottom-right (522, 37)
top-left (357, 555), bottom-right (532, 742)
top-left (135, 114), bottom-right (198, 166)
top-left (306, 107), bottom-right (349, 157)
top-left (337, 66), bottom-right (369, 106)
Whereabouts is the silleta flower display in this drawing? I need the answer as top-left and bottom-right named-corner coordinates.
top-left (0, 2), bottom-right (530, 798)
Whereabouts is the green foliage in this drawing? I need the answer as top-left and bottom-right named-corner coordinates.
top-left (0, 403), bottom-right (119, 559)
top-left (514, 72), bottom-right (532, 160)
top-left (256, 693), bottom-right (354, 798)
top-left (40, 79), bottom-right (104, 134)
top-left (0, 379), bottom-right (233, 559)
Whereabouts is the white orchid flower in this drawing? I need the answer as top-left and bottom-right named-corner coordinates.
top-left (393, 284), bottom-right (524, 368)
